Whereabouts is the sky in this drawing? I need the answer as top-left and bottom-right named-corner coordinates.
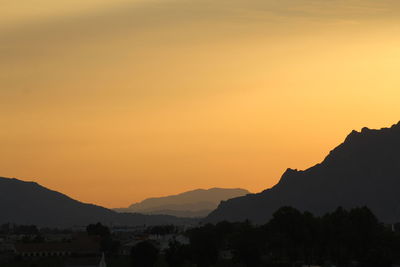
top-left (1, 0), bottom-right (400, 208)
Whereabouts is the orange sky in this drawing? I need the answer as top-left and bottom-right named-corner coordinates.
top-left (1, 0), bottom-right (400, 208)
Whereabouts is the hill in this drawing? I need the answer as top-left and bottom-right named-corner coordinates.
top-left (114, 188), bottom-right (249, 218)
top-left (206, 122), bottom-right (400, 224)
top-left (0, 177), bottom-right (195, 228)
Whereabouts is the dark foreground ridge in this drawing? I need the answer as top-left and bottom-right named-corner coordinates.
top-left (207, 121), bottom-right (400, 223)
top-left (0, 177), bottom-right (195, 227)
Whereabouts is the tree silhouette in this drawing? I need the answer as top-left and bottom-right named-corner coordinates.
top-left (131, 241), bottom-right (159, 267)
top-left (165, 239), bottom-right (190, 267)
top-left (188, 206), bottom-right (400, 266)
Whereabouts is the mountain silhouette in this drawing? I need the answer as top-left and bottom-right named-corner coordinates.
top-left (206, 122), bottom-right (400, 224)
top-left (114, 188), bottom-right (249, 218)
top-left (0, 177), bottom-right (194, 227)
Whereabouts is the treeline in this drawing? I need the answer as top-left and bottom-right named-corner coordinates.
top-left (3, 206), bottom-right (400, 267)
top-left (134, 206), bottom-right (400, 267)
top-left (0, 224), bottom-right (39, 235)
top-left (0, 223), bottom-right (73, 235)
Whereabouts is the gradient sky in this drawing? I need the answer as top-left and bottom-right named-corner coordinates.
top-left (1, 0), bottom-right (400, 208)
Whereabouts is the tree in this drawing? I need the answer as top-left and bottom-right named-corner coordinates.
top-left (131, 241), bottom-right (159, 267)
top-left (165, 240), bottom-right (190, 267)
top-left (187, 224), bottom-right (219, 267)
top-left (86, 222), bottom-right (110, 238)
top-left (86, 223), bottom-right (119, 254)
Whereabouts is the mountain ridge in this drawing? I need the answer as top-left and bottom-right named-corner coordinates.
top-left (0, 177), bottom-right (195, 228)
top-left (206, 121), bottom-right (400, 224)
top-left (115, 188), bottom-right (250, 218)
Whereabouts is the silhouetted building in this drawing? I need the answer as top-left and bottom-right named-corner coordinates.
top-left (14, 242), bottom-right (72, 257)
top-left (14, 234), bottom-right (100, 257)
top-left (65, 257), bottom-right (103, 267)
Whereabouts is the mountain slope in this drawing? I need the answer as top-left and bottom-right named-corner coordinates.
top-left (0, 177), bottom-right (194, 227)
top-left (114, 188), bottom-right (249, 217)
top-left (206, 122), bottom-right (400, 224)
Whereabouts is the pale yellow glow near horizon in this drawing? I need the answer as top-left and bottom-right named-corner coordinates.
top-left (1, 0), bottom-right (400, 208)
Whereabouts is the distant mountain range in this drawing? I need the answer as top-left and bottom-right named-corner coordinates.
top-left (114, 188), bottom-right (250, 218)
top-left (206, 122), bottom-right (400, 224)
top-left (0, 177), bottom-right (195, 228)
top-left (5, 121), bottom-right (400, 227)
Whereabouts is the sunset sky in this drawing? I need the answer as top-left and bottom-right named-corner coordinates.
top-left (1, 0), bottom-right (400, 208)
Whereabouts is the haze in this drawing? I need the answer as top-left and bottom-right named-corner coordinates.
top-left (1, 0), bottom-right (400, 208)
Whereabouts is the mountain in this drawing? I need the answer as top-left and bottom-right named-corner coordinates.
top-left (0, 177), bottom-right (195, 228)
top-left (206, 122), bottom-right (400, 224)
top-left (114, 188), bottom-right (250, 218)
